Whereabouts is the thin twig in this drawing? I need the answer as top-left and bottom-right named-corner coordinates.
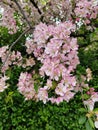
top-left (29, 0), bottom-right (44, 22)
top-left (30, 0), bottom-right (42, 15)
top-left (14, 0), bottom-right (32, 29)
top-left (0, 27), bottom-right (31, 70)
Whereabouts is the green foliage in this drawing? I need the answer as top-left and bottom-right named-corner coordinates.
top-left (88, 118), bottom-right (95, 129)
top-left (79, 116), bottom-right (86, 125)
top-left (0, 92), bottom-right (87, 130)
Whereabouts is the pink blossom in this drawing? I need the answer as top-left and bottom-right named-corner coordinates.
top-left (0, 75), bottom-right (9, 92)
top-left (34, 23), bottom-right (51, 45)
top-left (75, 0), bottom-right (98, 25)
top-left (22, 57), bottom-right (35, 68)
top-left (0, 46), bottom-right (8, 57)
top-left (49, 97), bottom-right (64, 105)
top-left (1, 6), bottom-right (18, 34)
top-left (0, 50), bottom-right (23, 72)
top-left (25, 39), bottom-right (35, 54)
top-left (63, 91), bottom-right (75, 102)
top-left (91, 92), bottom-right (98, 102)
top-left (84, 99), bottom-right (94, 111)
top-left (37, 88), bottom-right (48, 104)
top-left (17, 72), bottom-right (36, 100)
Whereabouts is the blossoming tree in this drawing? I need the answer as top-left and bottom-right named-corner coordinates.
top-left (0, 0), bottom-right (98, 129)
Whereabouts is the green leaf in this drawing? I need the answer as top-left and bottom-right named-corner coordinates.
top-left (93, 86), bottom-right (98, 89)
top-left (88, 118), bottom-right (95, 128)
top-left (85, 120), bottom-right (93, 130)
top-left (34, 83), bottom-right (39, 92)
top-left (8, 91), bottom-right (14, 96)
top-left (79, 116), bottom-right (86, 124)
top-left (78, 108), bottom-right (87, 113)
top-left (94, 108), bottom-right (98, 112)
top-left (52, 81), bottom-right (57, 90)
top-left (82, 94), bottom-right (90, 100)
top-left (39, 0), bottom-right (49, 5)
top-left (5, 91), bottom-right (13, 104)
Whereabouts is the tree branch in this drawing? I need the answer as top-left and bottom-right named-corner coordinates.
top-left (0, 27), bottom-right (32, 70)
top-left (30, 0), bottom-right (42, 15)
top-left (13, 0), bottom-right (32, 29)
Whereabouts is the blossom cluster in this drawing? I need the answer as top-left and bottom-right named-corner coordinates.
top-left (0, 46), bottom-right (22, 72)
top-left (0, 4), bottom-right (18, 34)
top-left (17, 72), bottom-right (36, 100)
top-left (75, 0), bottom-right (98, 25)
top-left (21, 21), bottom-right (80, 103)
top-left (84, 88), bottom-right (98, 111)
top-left (17, 72), bottom-right (48, 104)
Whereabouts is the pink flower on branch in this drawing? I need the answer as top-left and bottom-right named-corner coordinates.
top-left (0, 75), bottom-right (9, 92)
